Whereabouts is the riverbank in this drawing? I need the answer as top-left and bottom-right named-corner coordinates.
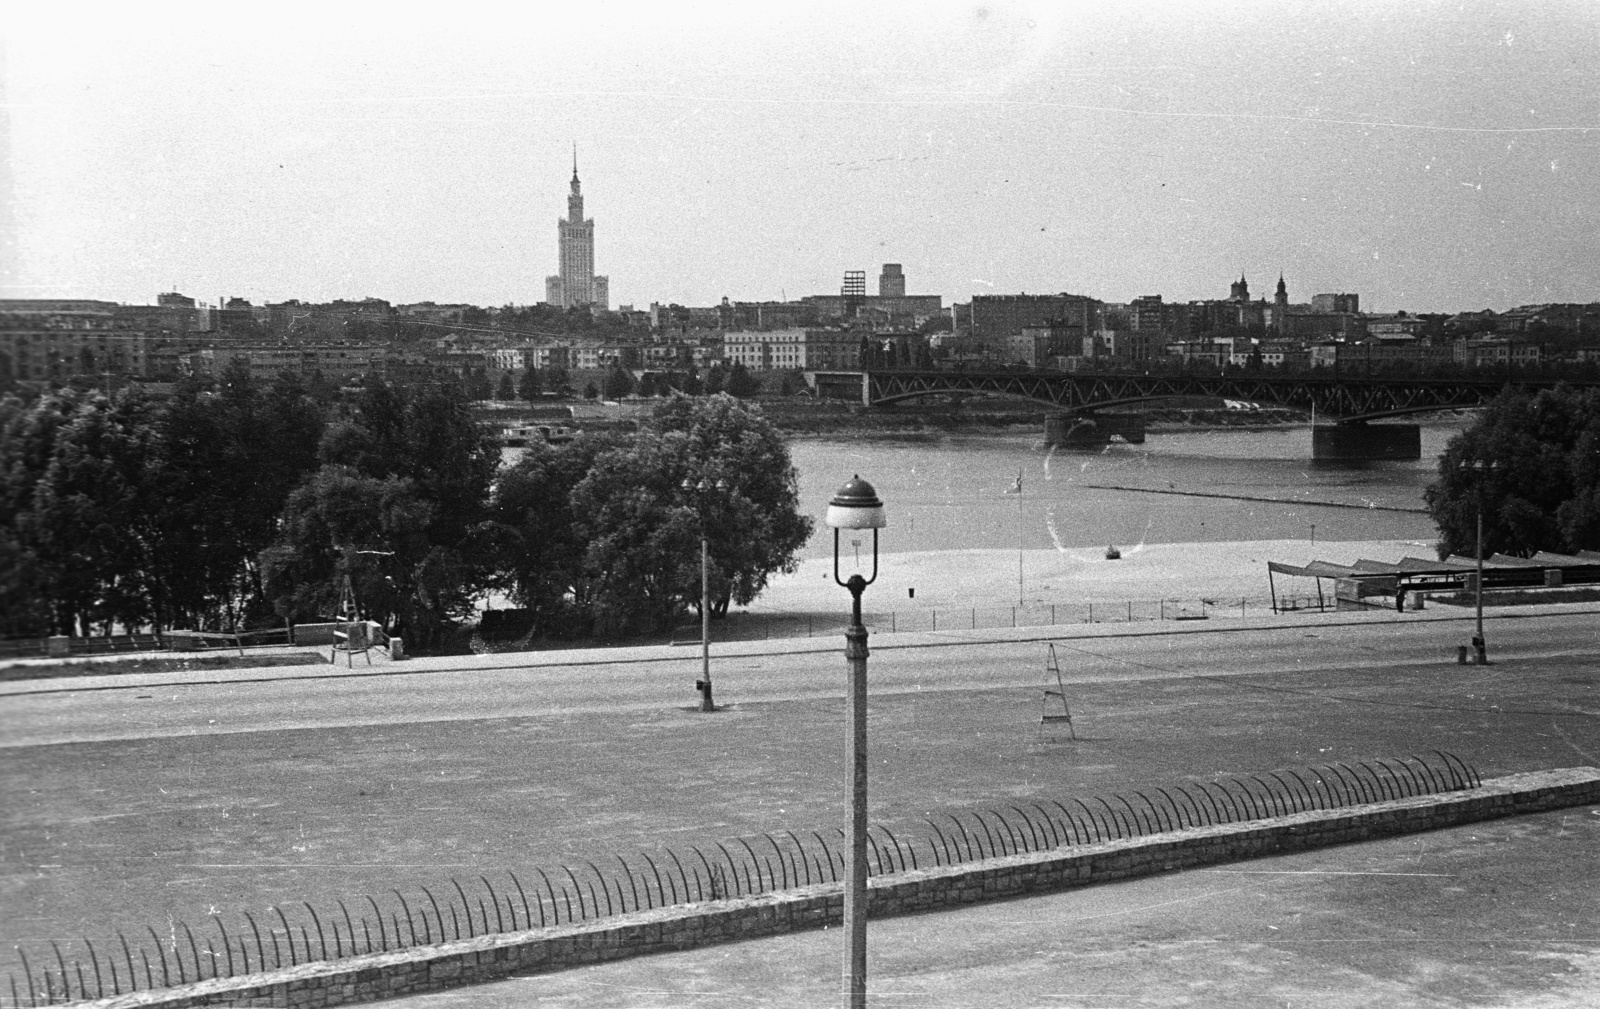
top-left (746, 538), bottom-right (1438, 615)
top-left (759, 397), bottom-right (1313, 437)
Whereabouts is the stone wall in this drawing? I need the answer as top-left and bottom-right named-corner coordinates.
top-left (67, 767), bottom-right (1600, 1008)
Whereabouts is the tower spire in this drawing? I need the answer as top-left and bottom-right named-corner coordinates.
top-left (572, 143), bottom-right (579, 181)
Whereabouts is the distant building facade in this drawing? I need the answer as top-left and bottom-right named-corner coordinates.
top-left (954, 293), bottom-right (1102, 342)
top-left (723, 328), bottom-right (863, 371)
top-left (1312, 293), bottom-right (1360, 314)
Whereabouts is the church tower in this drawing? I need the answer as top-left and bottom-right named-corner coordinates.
top-left (1273, 274), bottom-right (1288, 335)
top-left (545, 149), bottom-right (609, 309)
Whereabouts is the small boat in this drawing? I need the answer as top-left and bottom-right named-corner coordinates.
top-left (1105, 545), bottom-right (1121, 560)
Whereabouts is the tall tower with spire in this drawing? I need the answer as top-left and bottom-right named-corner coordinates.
top-left (1273, 274), bottom-right (1288, 334)
top-left (545, 148), bottom-right (609, 309)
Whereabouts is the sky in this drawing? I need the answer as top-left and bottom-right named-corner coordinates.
top-left (3, 1), bottom-right (1598, 314)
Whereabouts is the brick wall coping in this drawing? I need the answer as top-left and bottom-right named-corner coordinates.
top-left (60, 766), bottom-right (1600, 1008)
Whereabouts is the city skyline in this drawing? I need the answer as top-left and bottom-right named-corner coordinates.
top-left (4, 2), bottom-right (1598, 313)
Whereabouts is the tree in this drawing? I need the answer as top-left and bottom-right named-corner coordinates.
top-left (496, 372), bottom-right (516, 401)
top-left (488, 434), bottom-right (617, 635)
top-left (21, 390), bottom-right (162, 634)
top-left (571, 394), bottom-right (813, 635)
top-left (274, 378), bottom-right (494, 645)
top-left (1424, 385), bottom-right (1600, 559)
top-left (259, 466), bottom-right (464, 646)
top-left (725, 361), bottom-right (761, 398)
top-left (465, 368), bottom-right (493, 401)
top-left (703, 363), bottom-right (726, 395)
top-left (602, 362), bottom-right (635, 400)
top-left (568, 432), bottom-right (701, 636)
top-left (517, 366), bottom-right (543, 401)
top-left (0, 369), bottom-right (327, 637)
top-left (645, 394), bottom-right (812, 613)
top-left (0, 523), bottom-right (49, 637)
top-left (583, 381), bottom-right (599, 400)
top-left (320, 378), bottom-right (494, 549)
top-left (545, 363), bottom-right (571, 397)
top-left (677, 366), bottom-right (703, 396)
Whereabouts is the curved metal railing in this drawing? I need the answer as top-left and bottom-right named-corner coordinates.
top-left (4, 752), bottom-right (1478, 1006)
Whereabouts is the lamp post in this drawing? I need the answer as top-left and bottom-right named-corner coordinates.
top-left (1474, 504), bottom-right (1486, 664)
top-left (1465, 460), bottom-right (1492, 665)
top-left (825, 475), bottom-right (886, 1009)
top-left (1006, 469), bottom-right (1023, 604)
top-left (682, 476), bottom-right (726, 711)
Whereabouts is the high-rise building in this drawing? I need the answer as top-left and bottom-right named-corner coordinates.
top-left (878, 264), bottom-right (905, 298)
top-left (544, 151), bottom-right (609, 309)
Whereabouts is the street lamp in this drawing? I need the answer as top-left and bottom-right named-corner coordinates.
top-left (825, 474), bottom-right (887, 1009)
top-left (1459, 459), bottom-right (1497, 665)
top-left (682, 476), bottom-right (727, 711)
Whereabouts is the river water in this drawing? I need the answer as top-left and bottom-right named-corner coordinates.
top-left (788, 422), bottom-right (1463, 559)
top-left (501, 420), bottom-right (1462, 560)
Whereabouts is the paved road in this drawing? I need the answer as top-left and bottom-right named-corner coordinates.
top-left (3, 606), bottom-right (1596, 747)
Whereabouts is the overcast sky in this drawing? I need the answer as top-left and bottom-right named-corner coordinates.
top-left (4, 1), bottom-right (1597, 313)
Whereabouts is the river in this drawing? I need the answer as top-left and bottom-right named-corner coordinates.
top-left (787, 422), bottom-right (1462, 559)
top-left (501, 420), bottom-right (1462, 560)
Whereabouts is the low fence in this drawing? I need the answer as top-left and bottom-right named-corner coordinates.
top-left (0, 626), bottom-right (360, 663)
top-left (0, 635), bottom-right (164, 660)
top-left (3, 753), bottom-right (1480, 1007)
top-left (700, 593), bottom-right (1335, 644)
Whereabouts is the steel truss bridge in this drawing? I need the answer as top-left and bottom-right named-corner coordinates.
top-left (844, 370), bottom-right (1576, 422)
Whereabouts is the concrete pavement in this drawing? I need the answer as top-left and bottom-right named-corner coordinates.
top-left (4, 602), bottom-right (1599, 1003)
top-left (375, 807), bottom-right (1600, 1008)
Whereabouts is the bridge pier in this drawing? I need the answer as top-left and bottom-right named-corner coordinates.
top-left (1045, 413), bottom-right (1146, 447)
top-left (1312, 423), bottom-right (1421, 462)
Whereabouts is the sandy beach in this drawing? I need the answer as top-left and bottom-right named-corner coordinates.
top-left (748, 537), bottom-right (1439, 614)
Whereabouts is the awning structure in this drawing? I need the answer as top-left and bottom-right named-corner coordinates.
top-left (1267, 560), bottom-right (1361, 579)
top-left (1267, 550), bottom-right (1600, 613)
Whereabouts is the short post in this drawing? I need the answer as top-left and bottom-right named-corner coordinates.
top-left (47, 634), bottom-right (70, 658)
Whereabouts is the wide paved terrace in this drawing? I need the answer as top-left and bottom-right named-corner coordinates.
top-left (3, 601), bottom-right (1599, 1005)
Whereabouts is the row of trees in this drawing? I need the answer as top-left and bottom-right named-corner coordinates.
top-left (1, 367), bottom-right (327, 638)
top-left (1426, 385), bottom-right (1600, 560)
top-left (598, 360), bottom-right (764, 401)
top-left (1, 366), bottom-right (811, 646)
